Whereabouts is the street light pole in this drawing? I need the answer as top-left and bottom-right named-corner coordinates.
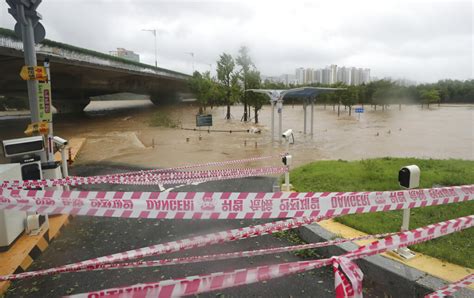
top-left (186, 52), bottom-right (194, 73)
top-left (142, 29), bottom-right (157, 67)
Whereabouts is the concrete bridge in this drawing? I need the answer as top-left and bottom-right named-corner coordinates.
top-left (0, 28), bottom-right (191, 113)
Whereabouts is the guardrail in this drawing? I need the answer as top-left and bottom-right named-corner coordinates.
top-left (0, 35), bottom-right (189, 80)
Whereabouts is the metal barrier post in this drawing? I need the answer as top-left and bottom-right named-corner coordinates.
top-left (271, 100), bottom-right (275, 143)
top-left (282, 129), bottom-right (293, 192)
top-left (59, 144), bottom-right (70, 191)
top-left (401, 208), bottom-right (410, 231)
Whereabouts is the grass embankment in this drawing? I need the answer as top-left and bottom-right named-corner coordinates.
top-left (149, 111), bottom-right (181, 128)
top-left (290, 158), bottom-right (474, 268)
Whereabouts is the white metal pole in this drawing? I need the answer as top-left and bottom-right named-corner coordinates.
top-left (284, 140), bottom-right (290, 191)
top-left (284, 169), bottom-right (290, 191)
top-left (278, 100), bottom-right (282, 144)
top-left (153, 30), bottom-right (157, 67)
top-left (60, 148), bottom-right (69, 191)
top-left (271, 100), bottom-right (275, 144)
top-left (311, 100), bottom-right (314, 138)
top-left (401, 208), bottom-right (410, 231)
top-left (303, 103), bottom-right (307, 135)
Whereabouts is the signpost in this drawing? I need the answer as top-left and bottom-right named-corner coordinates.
top-left (19, 66), bottom-right (47, 81)
top-left (7, 0), bottom-right (49, 162)
top-left (24, 121), bottom-right (49, 136)
top-left (355, 107), bottom-right (364, 120)
top-left (196, 114), bottom-right (213, 127)
top-left (37, 81), bottom-right (52, 122)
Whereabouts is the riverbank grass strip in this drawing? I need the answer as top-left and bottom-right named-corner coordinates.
top-left (290, 158), bottom-right (474, 268)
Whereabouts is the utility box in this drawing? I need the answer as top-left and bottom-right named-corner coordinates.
top-left (20, 155), bottom-right (43, 181)
top-left (0, 163), bottom-right (27, 251)
top-left (398, 165), bottom-right (420, 189)
top-left (2, 136), bottom-right (44, 158)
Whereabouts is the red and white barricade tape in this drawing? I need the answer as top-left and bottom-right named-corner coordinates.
top-left (103, 153), bottom-right (285, 177)
top-left (109, 166), bottom-right (289, 186)
top-left (0, 231), bottom-right (394, 280)
top-left (0, 216), bottom-right (321, 281)
top-left (0, 166), bottom-right (288, 189)
top-left (67, 215), bottom-right (474, 298)
top-left (333, 256), bottom-right (363, 298)
top-left (0, 185), bottom-right (472, 219)
top-left (425, 273), bottom-right (474, 298)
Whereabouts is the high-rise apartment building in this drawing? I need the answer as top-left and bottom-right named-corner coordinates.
top-left (350, 67), bottom-right (359, 85)
top-left (336, 68), bottom-right (343, 83)
top-left (305, 68), bottom-right (314, 84)
top-left (321, 68), bottom-right (331, 85)
top-left (329, 64), bottom-right (337, 85)
top-left (109, 48), bottom-right (140, 62)
top-left (361, 68), bottom-right (370, 84)
top-left (336, 66), bottom-right (351, 84)
top-left (314, 69), bottom-right (322, 84)
top-left (295, 67), bottom-right (305, 85)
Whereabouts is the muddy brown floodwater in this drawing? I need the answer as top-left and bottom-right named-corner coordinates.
top-left (1, 100), bottom-right (473, 168)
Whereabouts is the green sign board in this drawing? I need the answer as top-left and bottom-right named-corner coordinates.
top-left (37, 82), bottom-right (52, 122)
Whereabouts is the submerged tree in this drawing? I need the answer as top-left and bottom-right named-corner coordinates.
top-left (216, 53), bottom-right (236, 119)
top-left (236, 46), bottom-right (254, 122)
top-left (188, 71), bottom-right (213, 114)
top-left (340, 87), bottom-right (358, 116)
top-left (420, 89), bottom-right (440, 108)
top-left (246, 70), bottom-right (267, 123)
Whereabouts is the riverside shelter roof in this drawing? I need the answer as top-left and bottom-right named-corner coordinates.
top-left (246, 87), bottom-right (345, 102)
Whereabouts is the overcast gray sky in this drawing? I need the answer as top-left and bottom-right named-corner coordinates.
top-left (0, 0), bottom-right (472, 82)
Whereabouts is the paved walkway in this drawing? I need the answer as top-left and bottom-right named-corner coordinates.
top-left (6, 164), bottom-right (380, 297)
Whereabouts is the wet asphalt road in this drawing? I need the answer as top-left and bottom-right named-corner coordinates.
top-left (6, 164), bottom-right (376, 298)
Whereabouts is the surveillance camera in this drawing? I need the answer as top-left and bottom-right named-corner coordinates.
top-left (398, 165), bottom-right (420, 189)
top-left (282, 154), bottom-right (292, 166)
top-left (282, 129), bottom-right (293, 139)
top-left (53, 136), bottom-right (68, 147)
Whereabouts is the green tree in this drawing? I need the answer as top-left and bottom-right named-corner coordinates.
top-left (208, 76), bottom-right (224, 109)
top-left (371, 80), bottom-right (395, 110)
top-left (236, 46), bottom-right (254, 121)
top-left (216, 53), bottom-right (236, 119)
top-left (246, 70), bottom-right (267, 123)
top-left (340, 87), bottom-right (358, 116)
top-left (188, 71), bottom-right (211, 114)
top-left (230, 72), bottom-right (243, 109)
top-left (420, 89), bottom-right (440, 108)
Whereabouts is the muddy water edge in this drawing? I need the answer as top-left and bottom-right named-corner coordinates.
top-left (0, 101), bottom-right (472, 168)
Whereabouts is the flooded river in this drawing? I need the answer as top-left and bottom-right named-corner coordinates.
top-left (0, 100), bottom-right (472, 168)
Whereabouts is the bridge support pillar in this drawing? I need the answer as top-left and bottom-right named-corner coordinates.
top-left (53, 99), bottom-right (91, 114)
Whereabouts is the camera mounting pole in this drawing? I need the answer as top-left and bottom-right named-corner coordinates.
top-left (282, 129), bottom-right (294, 191)
top-left (396, 164), bottom-right (421, 259)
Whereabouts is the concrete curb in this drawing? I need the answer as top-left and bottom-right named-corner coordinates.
top-left (298, 223), bottom-right (474, 297)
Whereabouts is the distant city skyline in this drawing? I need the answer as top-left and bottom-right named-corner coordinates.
top-left (263, 64), bottom-right (371, 86)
